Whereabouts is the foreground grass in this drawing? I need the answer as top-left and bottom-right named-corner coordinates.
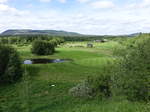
top-left (0, 41), bottom-right (149, 112)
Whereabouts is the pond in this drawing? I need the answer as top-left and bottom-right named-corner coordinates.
top-left (23, 59), bottom-right (72, 64)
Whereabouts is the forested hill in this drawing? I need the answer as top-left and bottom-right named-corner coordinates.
top-left (0, 29), bottom-right (83, 36)
top-left (0, 29), bottom-right (141, 41)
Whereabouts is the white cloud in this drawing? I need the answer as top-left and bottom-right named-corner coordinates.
top-left (0, 8), bottom-right (148, 35)
top-left (1, 0), bottom-right (150, 35)
top-left (90, 1), bottom-right (115, 9)
top-left (141, 0), bottom-right (150, 7)
top-left (0, 4), bottom-right (8, 11)
top-left (0, 4), bottom-right (16, 12)
top-left (128, 0), bottom-right (150, 8)
top-left (39, 0), bottom-right (51, 3)
top-left (0, 0), bottom-right (8, 3)
top-left (0, 3), bottom-right (31, 32)
top-left (39, 0), bottom-right (66, 3)
top-left (59, 0), bottom-right (66, 3)
top-left (77, 0), bottom-right (90, 3)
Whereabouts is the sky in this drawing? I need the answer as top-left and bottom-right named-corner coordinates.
top-left (0, 0), bottom-right (150, 35)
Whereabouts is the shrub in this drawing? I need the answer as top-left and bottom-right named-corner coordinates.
top-left (69, 74), bottom-right (112, 99)
top-left (0, 44), bottom-right (23, 84)
top-left (31, 40), bottom-right (55, 55)
top-left (50, 38), bottom-right (64, 47)
top-left (115, 35), bottom-right (150, 101)
top-left (87, 75), bottom-right (112, 98)
top-left (69, 81), bottom-right (93, 98)
top-left (0, 38), bottom-right (9, 44)
top-left (69, 61), bottom-right (114, 99)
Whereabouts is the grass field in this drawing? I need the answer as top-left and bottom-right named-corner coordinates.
top-left (0, 41), bottom-right (149, 112)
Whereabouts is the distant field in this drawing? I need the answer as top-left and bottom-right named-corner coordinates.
top-left (0, 41), bottom-right (149, 112)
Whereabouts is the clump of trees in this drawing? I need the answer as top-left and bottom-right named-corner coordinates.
top-left (0, 35), bottom-right (65, 45)
top-left (31, 40), bottom-right (55, 55)
top-left (31, 37), bottom-right (64, 55)
top-left (110, 35), bottom-right (150, 101)
top-left (0, 44), bottom-right (23, 84)
top-left (0, 34), bottom-right (124, 44)
top-left (114, 34), bottom-right (150, 101)
top-left (70, 34), bottom-right (150, 102)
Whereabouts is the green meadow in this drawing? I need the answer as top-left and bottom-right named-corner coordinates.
top-left (0, 41), bottom-right (149, 112)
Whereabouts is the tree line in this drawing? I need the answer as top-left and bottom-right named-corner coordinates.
top-left (0, 34), bottom-right (127, 43)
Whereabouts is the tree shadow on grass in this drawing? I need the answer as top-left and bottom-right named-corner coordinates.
top-left (24, 65), bottom-right (41, 77)
top-left (54, 50), bottom-right (61, 53)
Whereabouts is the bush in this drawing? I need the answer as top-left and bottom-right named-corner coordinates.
top-left (69, 62), bottom-right (114, 99)
top-left (0, 44), bottom-right (23, 84)
top-left (50, 38), bottom-right (65, 47)
top-left (69, 60), bottom-right (114, 99)
top-left (87, 75), bottom-right (112, 98)
top-left (69, 81), bottom-right (93, 98)
top-left (31, 40), bottom-right (55, 55)
top-left (115, 35), bottom-right (150, 101)
top-left (69, 74), bottom-right (112, 99)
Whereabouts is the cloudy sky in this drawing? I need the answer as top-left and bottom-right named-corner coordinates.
top-left (0, 0), bottom-right (150, 35)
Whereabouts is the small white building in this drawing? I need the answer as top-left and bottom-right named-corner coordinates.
top-left (87, 43), bottom-right (93, 48)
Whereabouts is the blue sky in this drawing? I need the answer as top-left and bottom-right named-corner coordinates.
top-left (0, 0), bottom-right (150, 35)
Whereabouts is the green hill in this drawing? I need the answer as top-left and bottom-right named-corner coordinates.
top-left (1, 29), bottom-right (82, 36)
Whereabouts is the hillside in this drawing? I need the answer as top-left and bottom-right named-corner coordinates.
top-left (0, 29), bottom-right (82, 36)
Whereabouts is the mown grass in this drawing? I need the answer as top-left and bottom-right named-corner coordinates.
top-left (0, 41), bottom-right (149, 112)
